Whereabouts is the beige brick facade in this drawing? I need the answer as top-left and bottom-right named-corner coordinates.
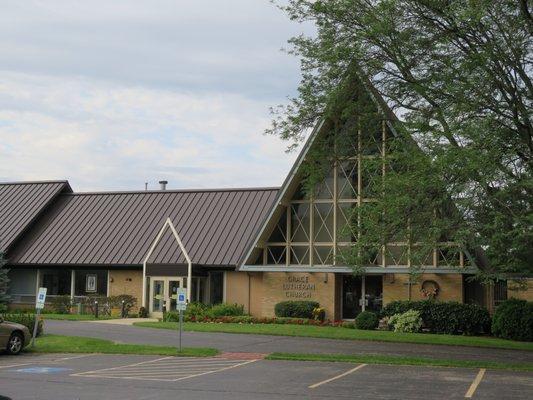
top-left (225, 271), bottom-right (251, 312)
top-left (110, 269), bottom-right (472, 319)
top-left (383, 273), bottom-right (463, 305)
top-left (260, 272), bottom-right (337, 319)
top-left (108, 269), bottom-right (143, 310)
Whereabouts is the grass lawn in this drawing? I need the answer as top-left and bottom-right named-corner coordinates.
top-left (266, 352), bottom-right (533, 372)
top-left (134, 321), bottom-right (533, 351)
top-left (41, 314), bottom-right (121, 321)
top-left (27, 334), bottom-right (218, 357)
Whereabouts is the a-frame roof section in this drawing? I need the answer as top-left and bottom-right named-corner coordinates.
top-left (0, 180), bottom-right (72, 253)
top-left (238, 73), bottom-right (402, 269)
top-left (144, 218), bottom-right (191, 266)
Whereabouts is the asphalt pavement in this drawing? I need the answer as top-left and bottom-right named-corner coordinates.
top-left (0, 353), bottom-right (532, 400)
top-left (45, 319), bottom-right (533, 364)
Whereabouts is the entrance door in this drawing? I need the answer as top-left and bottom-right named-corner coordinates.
top-left (149, 277), bottom-right (185, 317)
top-left (342, 274), bottom-right (383, 319)
top-left (342, 275), bottom-right (362, 319)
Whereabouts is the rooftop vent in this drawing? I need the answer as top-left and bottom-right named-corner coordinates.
top-left (159, 180), bottom-right (168, 190)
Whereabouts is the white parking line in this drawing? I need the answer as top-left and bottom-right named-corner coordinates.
top-left (72, 356), bottom-right (259, 382)
top-left (465, 368), bottom-right (486, 398)
top-left (72, 356), bottom-right (174, 375)
top-left (170, 359), bottom-right (259, 382)
top-left (0, 363), bottom-right (31, 369)
top-left (0, 354), bottom-right (93, 370)
top-left (309, 364), bottom-right (367, 389)
top-left (55, 354), bottom-right (94, 361)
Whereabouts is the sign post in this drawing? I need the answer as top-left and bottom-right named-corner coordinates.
top-left (32, 287), bottom-right (47, 347)
top-left (176, 288), bottom-right (187, 352)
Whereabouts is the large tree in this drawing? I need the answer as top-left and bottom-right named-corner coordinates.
top-left (269, 0), bottom-right (532, 280)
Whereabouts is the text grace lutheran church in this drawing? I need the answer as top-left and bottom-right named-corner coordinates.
top-left (2, 73), bottom-right (530, 319)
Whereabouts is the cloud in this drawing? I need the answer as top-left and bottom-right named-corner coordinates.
top-left (0, 72), bottom-right (299, 191)
top-left (0, 1), bottom-right (311, 191)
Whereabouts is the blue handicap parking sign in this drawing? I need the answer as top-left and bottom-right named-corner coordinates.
top-left (178, 294), bottom-right (185, 302)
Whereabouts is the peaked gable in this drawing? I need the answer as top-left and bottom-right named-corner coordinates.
top-left (239, 72), bottom-right (475, 273)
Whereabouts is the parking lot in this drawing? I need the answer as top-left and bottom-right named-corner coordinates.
top-left (0, 353), bottom-right (531, 399)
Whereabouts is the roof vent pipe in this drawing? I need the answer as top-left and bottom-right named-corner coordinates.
top-left (159, 180), bottom-right (168, 190)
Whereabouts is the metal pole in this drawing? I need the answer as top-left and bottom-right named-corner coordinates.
top-left (178, 309), bottom-right (183, 352)
top-left (31, 308), bottom-right (41, 348)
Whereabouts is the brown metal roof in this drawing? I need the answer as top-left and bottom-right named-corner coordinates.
top-left (0, 181), bottom-right (71, 253)
top-left (9, 187), bottom-right (278, 267)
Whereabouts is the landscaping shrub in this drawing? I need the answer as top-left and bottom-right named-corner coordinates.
top-left (274, 301), bottom-right (319, 319)
top-left (138, 306), bottom-right (148, 318)
top-left (184, 302), bottom-right (210, 321)
top-left (381, 300), bottom-right (417, 318)
top-left (378, 317), bottom-right (391, 331)
top-left (78, 295), bottom-right (109, 315)
top-left (50, 295), bottom-right (72, 314)
top-left (1, 312), bottom-right (43, 336)
top-left (163, 311), bottom-right (180, 322)
top-left (354, 311), bottom-right (378, 330)
top-left (492, 299), bottom-right (533, 342)
top-left (208, 303), bottom-right (245, 317)
top-left (312, 307), bottom-right (326, 322)
top-left (389, 310), bottom-right (423, 333)
top-left (108, 295), bottom-right (137, 316)
top-left (381, 300), bottom-right (490, 335)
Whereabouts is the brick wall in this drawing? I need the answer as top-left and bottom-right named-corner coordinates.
top-left (225, 271), bottom-right (250, 312)
top-left (383, 273), bottom-right (463, 305)
top-left (108, 269), bottom-right (143, 311)
top-left (260, 272), bottom-right (336, 319)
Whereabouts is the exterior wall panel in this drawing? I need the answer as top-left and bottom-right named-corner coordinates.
top-left (383, 273), bottom-right (463, 305)
top-left (108, 269), bottom-right (143, 310)
top-left (260, 272), bottom-right (336, 319)
top-left (225, 271), bottom-right (250, 313)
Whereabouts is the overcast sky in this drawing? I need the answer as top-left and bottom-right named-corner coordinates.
top-left (0, 0), bottom-right (310, 191)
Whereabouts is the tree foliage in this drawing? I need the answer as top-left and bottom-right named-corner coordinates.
top-left (270, 0), bottom-right (532, 278)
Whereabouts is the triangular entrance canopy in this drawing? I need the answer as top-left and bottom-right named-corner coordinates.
top-left (239, 73), bottom-right (477, 274)
top-left (142, 218), bottom-right (192, 306)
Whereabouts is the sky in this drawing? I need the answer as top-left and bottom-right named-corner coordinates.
top-left (0, 0), bottom-right (311, 191)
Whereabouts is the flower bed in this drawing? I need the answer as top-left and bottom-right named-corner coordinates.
top-left (185, 314), bottom-right (347, 327)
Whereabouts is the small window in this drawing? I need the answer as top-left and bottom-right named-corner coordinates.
top-left (75, 270), bottom-right (108, 296)
top-left (42, 270), bottom-right (71, 296)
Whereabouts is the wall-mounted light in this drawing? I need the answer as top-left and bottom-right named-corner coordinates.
top-left (323, 273), bottom-right (328, 283)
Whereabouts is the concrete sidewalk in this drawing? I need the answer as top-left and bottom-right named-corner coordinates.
top-left (44, 320), bottom-right (533, 364)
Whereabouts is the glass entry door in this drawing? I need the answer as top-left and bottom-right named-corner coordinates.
top-left (341, 274), bottom-right (383, 319)
top-left (149, 277), bottom-right (185, 316)
top-left (342, 275), bottom-right (362, 319)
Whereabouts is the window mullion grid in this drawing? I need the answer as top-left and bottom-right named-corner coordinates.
top-left (333, 158), bottom-right (337, 265)
top-left (286, 204), bottom-right (291, 266)
top-left (309, 195), bottom-right (314, 267)
top-left (357, 120), bottom-right (362, 262)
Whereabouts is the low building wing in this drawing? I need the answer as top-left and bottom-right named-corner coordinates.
top-left (8, 187), bottom-right (278, 267)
